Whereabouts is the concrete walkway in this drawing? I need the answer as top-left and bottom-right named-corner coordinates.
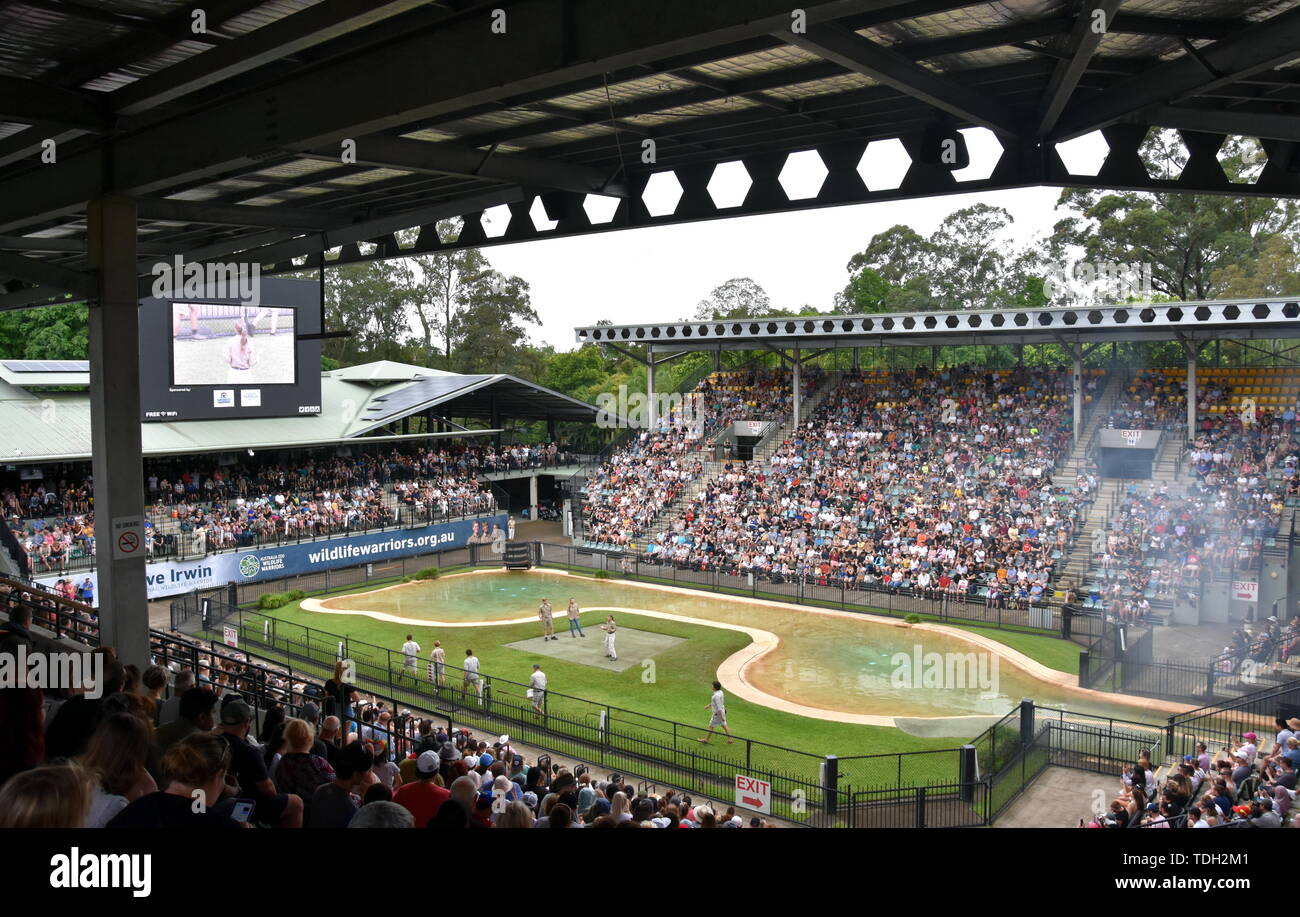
top-left (994, 766), bottom-right (1114, 828)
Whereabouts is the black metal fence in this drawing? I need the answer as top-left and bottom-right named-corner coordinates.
top-left (1163, 678), bottom-right (1300, 761)
top-left (547, 542), bottom-right (1107, 642)
top-left (1079, 616), bottom-right (1300, 705)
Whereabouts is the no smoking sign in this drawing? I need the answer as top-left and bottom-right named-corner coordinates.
top-left (112, 516), bottom-right (145, 560)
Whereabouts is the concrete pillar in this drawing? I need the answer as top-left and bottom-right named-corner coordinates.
top-left (792, 346), bottom-right (801, 429)
top-left (713, 348), bottom-right (721, 372)
top-left (852, 347), bottom-right (859, 371)
top-left (87, 195), bottom-right (149, 668)
top-left (1072, 343), bottom-right (1083, 444)
top-left (528, 474), bottom-right (539, 521)
top-left (1187, 346), bottom-right (1197, 443)
top-left (646, 344), bottom-right (656, 431)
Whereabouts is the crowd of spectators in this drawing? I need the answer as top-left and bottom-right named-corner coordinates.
top-left (0, 618), bottom-right (773, 829)
top-left (1105, 371), bottom-right (1186, 431)
top-left (582, 369), bottom-right (815, 547)
top-left (2, 443), bottom-right (540, 571)
top-left (1089, 729), bottom-right (1300, 828)
top-left (639, 366), bottom-right (1088, 603)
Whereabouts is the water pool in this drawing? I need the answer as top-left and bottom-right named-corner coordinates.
top-left (314, 570), bottom-right (1186, 725)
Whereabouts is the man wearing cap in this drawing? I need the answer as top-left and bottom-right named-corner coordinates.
top-left (539, 598), bottom-right (556, 641)
top-left (393, 751), bottom-right (452, 828)
top-left (218, 699), bottom-right (304, 828)
top-left (529, 663), bottom-right (547, 714)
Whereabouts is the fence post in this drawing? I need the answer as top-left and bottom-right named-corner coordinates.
top-left (1165, 715), bottom-right (1176, 759)
top-left (959, 744), bottom-right (977, 805)
top-left (915, 785), bottom-right (927, 828)
top-left (823, 755), bottom-right (838, 818)
top-left (1078, 651), bottom-right (1090, 688)
top-left (1019, 698), bottom-right (1035, 747)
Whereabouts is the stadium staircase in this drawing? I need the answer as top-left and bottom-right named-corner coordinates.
top-left (1054, 369), bottom-right (1123, 481)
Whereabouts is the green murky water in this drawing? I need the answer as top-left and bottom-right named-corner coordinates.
top-left (325, 571), bottom-right (1183, 723)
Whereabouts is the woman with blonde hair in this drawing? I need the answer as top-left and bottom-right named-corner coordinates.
top-left (107, 733), bottom-right (241, 829)
top-left (271, 717), bottom-right (335, 803)
top-left (0, 764), bottom-right (93, 828)
top-left (610, 790), bottom-right (632, 823)
top-left (81, 712), bottom-right (158, 827)
top-left (495, 799), bottom-right (535, 828)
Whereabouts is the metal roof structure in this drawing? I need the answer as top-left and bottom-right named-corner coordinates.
top-left (5, 0), bottom-right (1300, 311)
top-left (576, 298), bottom-right (1300, 353)
top-left (0, 360), bottom-right (598, 462)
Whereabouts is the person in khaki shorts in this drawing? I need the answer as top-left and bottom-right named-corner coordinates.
top-left (538, 598), bottom-right (556, 641)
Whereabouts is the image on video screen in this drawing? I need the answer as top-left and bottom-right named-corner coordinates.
top-left (171, 303), bottom-right (297, 386)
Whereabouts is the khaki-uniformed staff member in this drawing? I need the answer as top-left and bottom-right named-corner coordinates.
top-left (539, 598), bottom-right (556, 641)
top-left (600, 614), bottom-right (618, 661)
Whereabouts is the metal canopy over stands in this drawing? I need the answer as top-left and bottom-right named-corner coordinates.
top-left (7, 0), bottom-right (1300, 666)
top-left (577, 298), bottom-right (1300, 442)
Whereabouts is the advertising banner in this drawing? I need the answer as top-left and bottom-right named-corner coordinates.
top-left (37, 514), bottom-right (507, 602)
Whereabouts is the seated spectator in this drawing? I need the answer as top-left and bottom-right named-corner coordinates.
top-left (80, 712), bottom-right (158, 827)
top-left (108, 733), bottom-right (241, 830)
top-left (270, 717), bottom-right (335, 807)
top-left (392, 750), bottom-right (451, 828)
top-left (308, 741), bottom-right (374, 828)
top-left (217, 699), bottom-right (303, 828)
top-left (0, 763), bottom-right (92, 828)
top-left (155, 686), bottom-right (217, 751)
top-left (348, 800), bottom-right (414, 828)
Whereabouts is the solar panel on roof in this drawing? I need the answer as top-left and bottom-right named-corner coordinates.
top-left (360, 374), bottom-right (497, 424)
top-left (1, 360), bottom-right (90, 373)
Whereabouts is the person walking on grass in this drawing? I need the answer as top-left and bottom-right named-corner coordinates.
top-left (600, 614), bottom-right (618, 661)
top-left (529, 664), bottom-right (547, 715)
top-left (428, 641), bottom-right (445, 687)
top-left (463, 649), bottom-right (483, 701)
top-left (566, 598), bottom-right (585, 638)
top-left (401, 634), bottom-right (421, 680)
top-left (539, 598), bottom-right (556, 642)
top-left (699, 681), bottom-right (733, 745)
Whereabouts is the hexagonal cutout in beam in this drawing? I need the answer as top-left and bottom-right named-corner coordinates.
top-left (856, 138), bottom-right (910, 192)
top-left (1217, 135), bottom-right (1268, 185)
top-left (583, 193), bottom-right (621, 225)
top-left (778, 149), bottom-right (828, 200)
top-left (706, 160), bottom-right (752, 209)
top-left (529, 197), bottom-right (558, 232)
top-left (1140, 127), bottom-right (1190, 182)
top-left (951, 128), bottom-right (1003, 183)
top-left (480, 204), bottom-right (512, 239)
top-left (1054, 130), bottom-right (1109, 177)
top-left (641, 171), bottom-right (683, 217)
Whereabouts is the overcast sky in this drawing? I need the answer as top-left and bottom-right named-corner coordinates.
top-left (481, 129), bottom-right (1110, 351)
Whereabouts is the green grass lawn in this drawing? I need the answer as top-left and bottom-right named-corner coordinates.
top-left (220, 569), bottom-right (1086, 796)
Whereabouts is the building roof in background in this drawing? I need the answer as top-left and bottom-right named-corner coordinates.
top-left (0, 361), bottom-right (596, 463)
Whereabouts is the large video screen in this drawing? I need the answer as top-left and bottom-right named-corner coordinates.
top-left (139, 278), bottom-right (323, 421)
top-left (171, 304), bottom-right (298, 386)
